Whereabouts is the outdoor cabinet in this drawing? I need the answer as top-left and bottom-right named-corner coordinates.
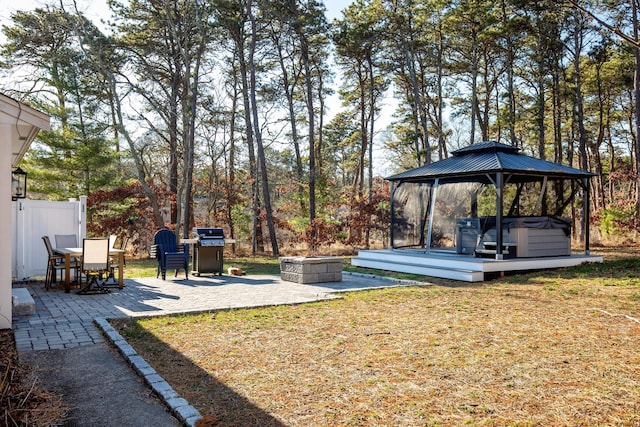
top-left (193, 245), bottom-right (223, 275)
top-left (455, 219), bottom-right (480, 255)
top-left (455, 217), bottom-right (496, 255)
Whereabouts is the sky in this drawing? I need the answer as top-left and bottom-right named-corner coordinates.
top-left (0, 0), bottom-right (348, 30)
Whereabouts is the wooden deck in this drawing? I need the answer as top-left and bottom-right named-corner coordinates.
top-left (351, 249), bottom-right (604, 282)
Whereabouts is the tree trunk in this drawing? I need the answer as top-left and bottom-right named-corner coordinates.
top-left (108, 71), bottom-right (164, 228)
top-left (501, 0), bottom-right (516, 145)
top-left (248, 0), bottom-right (279, 256)
top-left (470, 27), bottom-right (478, 145)
top-left (301, 33), bottom-right (316, 253)
top-left (436, 19), bottom-right (447, 160)
top-left (226, 75), bottom-right (239, 251)
top-left (393, 3), bottom-right (429, 164)
top-left (633, 0), bottom-right (640, 215)
top-left (181, 7), bottom-right (207, 241)
top-left (276, 42), bottom-right (307, 216)
top-left (573, 18), bottom-right (588, 241)
top-left (234, 27), bottom-right (261, 254)
top-left (537, 28), bottom-right (546, 160)
top-left (366, 54), bottom-right (375, 249)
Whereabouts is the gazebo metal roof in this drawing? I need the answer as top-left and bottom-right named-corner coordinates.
top-left (387, 140), bottom-right (595, 184)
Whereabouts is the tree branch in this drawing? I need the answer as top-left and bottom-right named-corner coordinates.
top-left (588, 308), bottom-right (640, 324)
top-left (566, 0), bottom-right (640, 49)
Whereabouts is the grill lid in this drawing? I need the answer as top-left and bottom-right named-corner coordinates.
top-left (193, 227), bottom-right (225, 239)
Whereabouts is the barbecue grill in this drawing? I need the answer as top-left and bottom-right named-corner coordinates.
top-left (192, 227), bottom-right (225, 276)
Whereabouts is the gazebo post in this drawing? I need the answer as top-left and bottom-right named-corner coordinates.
top-left (471, 188), bottom-right (478, 217)
top-left (425, 178), bottom-right (439, 254)
top-left (390, 182), bottom-right (396, 250)
top-left (584, 177), bottom-right (591, 255)
top-left (495, 172), bottom-right (504, 260)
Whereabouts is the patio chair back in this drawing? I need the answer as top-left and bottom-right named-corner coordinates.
top-left (153, 229), bottom-right (178, 252)
top-left (119, 235), bottom-right (129, 252)
top-left (55, 234), bottom-right (78, 249)
top-left (82, 238), bottom-right (110, 272)
top-left (78, 238), bottom-right (111, 294)
top-left (119, 235), bottom-right (130, 267)
top-left (42, 235), bottom-right (57, 258)
top-left (106, 235), bottom-right (130, 285)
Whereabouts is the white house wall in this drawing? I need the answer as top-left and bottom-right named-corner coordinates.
top-left (1, 124), bottom-right (13, 329)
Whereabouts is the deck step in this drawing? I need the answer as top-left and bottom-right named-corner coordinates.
top-left (12, 288), bottom-right (35, 316)
top-left (352, 255), bottom-right (485, 282)
top-left (352, 249), bottom-right (604, 282)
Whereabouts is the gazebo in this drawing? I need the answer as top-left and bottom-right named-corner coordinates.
top-left (351, 141), bottom-right (603, 281)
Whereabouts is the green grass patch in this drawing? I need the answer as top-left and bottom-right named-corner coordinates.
top-left (125, 255), bottom-right (433, 282)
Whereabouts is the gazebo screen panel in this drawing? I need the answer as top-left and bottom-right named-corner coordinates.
top-left (392, 181), bottom-right (485, 250)
top-left (430, 182), bottom-right (487, 250)
top-left (392, 182), bottom-right (431, 249)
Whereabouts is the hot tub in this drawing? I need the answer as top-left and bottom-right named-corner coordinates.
top-left (457, 216), bottom-right (572, 258)
top-left (500, 216), bottom-right (571, 257)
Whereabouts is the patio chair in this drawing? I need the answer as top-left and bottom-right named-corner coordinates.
top-left (78, 238), bottom-right (111, 295)
top-left (151, 229), bottom-right (188, 280)
top-left (104, 234), bottom-right (118, 284)
top-left (106, 235), bottom-right (129, 286)
top-left (55, 234), bottom-right (78, 249)
top-left (42, 236), bottom-right (76, 290)
top-left (54, 234), bottom-right (82, 278)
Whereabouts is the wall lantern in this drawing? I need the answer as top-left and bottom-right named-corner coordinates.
top-left (11, 167), bottom-right (27, 201)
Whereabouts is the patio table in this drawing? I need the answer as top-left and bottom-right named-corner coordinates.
top-left (54, 247), bottom-right (125, 293)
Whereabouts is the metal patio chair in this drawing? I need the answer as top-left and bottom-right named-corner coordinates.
top-left (78, 238), bottom-right (111, 295)
top-left (106, 235), bottom-right (129, 286)
top-left (42, 236), bottom-right (72, 290)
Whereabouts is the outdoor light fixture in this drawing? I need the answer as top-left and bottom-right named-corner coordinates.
top-left (11, 167), bottom-right (27, 201)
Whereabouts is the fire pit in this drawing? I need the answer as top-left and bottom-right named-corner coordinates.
top-left (279, 256), bottom-right (343, 284)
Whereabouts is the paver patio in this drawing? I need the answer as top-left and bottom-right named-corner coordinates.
top-left (12, 273), bottom-right (418, 352)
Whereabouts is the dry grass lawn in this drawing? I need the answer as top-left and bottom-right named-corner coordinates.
top-left (112, 252), bottom-right (640, 426)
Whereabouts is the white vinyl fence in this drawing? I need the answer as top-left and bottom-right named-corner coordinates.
top-left (11, 197), bottom-right (87, 281)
